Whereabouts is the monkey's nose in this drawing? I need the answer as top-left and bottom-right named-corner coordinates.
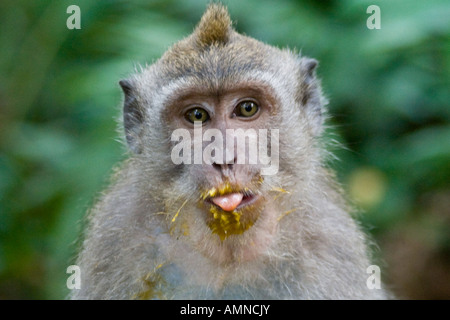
top-left (212, 157), bottom-right (236, 173)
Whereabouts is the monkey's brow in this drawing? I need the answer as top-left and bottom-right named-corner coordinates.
top-left (164, 83), bottom-right (279, 108)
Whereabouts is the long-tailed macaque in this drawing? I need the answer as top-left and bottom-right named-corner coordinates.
top-left (71, 4), bottom-right (388, 299)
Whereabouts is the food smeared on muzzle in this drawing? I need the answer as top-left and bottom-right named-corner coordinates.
top-left (200, 182), bottom-right (259, 240)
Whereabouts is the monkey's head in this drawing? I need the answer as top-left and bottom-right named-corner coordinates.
top-left (119, 4), bottom-right (326, 260)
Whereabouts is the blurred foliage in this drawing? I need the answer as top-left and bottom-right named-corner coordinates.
top-left (0, 0), bottom-right (449, 299)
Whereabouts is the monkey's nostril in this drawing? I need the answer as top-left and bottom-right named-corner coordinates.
top-left (212, 162), bottom-right (234, 172)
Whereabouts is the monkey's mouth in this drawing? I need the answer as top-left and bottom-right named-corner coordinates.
top-left (201, 188), bottom-right (261, 241)
top-left (206, 191), bottom-right (258, 212)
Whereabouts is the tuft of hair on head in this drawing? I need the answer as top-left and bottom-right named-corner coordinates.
top-left (194, 3), bottom-right (232, 47)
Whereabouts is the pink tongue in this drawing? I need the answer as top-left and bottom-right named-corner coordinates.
top-left (211, 193), bottom-right (244, 212)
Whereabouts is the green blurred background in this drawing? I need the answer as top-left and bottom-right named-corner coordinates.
top-left (0, 0), bottom-right (449, 299)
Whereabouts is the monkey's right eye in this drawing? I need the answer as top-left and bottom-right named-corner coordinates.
top-left (185, 107), bottom-right (210, 124)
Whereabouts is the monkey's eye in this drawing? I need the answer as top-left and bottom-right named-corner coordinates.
top-left (185, 107), bottom-right (210, 123)
top-left (235, 101), bottom-right (259, 118)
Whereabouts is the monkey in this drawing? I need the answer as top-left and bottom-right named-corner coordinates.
top-left (70, 4), bottom-right (389, 299)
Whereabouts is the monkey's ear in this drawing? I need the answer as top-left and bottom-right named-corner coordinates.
top-left (301, 58), bottom-right (318, 81)
top-left (119, 79), bottom-right (144, 154)
top-left (298, 57), bottom-right (325, 135)
top-left (298, 57), bottom-right (321, 105)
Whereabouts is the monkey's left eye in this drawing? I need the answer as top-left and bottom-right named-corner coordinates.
top-left (185, 107), bottom-right (210, 124)
top-left (235, 101), bottom-right (259, 118)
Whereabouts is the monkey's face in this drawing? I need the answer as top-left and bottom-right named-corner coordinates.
top-left (166, 85), bottom-right (280, 241)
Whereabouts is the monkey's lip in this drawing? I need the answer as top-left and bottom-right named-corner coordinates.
top-left (205, 191), bottom-right (259, 212)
